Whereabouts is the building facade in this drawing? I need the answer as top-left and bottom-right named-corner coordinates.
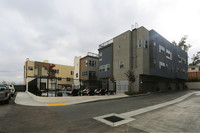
top-left (24, 59), bottom-right (74, 90)
top-left (98, 40), bottom-right (114, 91)
top-left (188, 65), bottom-right (200, 80)
top-left (79, 52), bottom-right (99, 88)
top-left (98, 26), bottom-right (188, 93)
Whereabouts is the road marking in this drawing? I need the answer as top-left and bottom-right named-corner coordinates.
top-left (48, 103), bottom-right (67, 106)
top-left (94, 92), bottom-right (194, 127)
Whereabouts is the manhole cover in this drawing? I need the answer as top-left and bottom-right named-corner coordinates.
top-left (104, 116), bottom-right (124, 123)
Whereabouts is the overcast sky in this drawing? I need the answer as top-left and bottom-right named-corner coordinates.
top-left (0, 0), bottom-right (200, 84)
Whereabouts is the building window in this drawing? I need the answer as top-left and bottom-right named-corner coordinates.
top-left (138, 40), bottom-right (142, 48)
top-left (182, 69), bottom-right (186, 73)
top-left (171, 67), bottom-right (174, 72)
top-left (107, 64), bottom-right (110, 71)
top-left (166, 49), bottom-right (172, 60)
top-left (143, 40), bottom-right (148, 48)
top-left (81, 71), bottom-right (88, 76)
top-left (99, 64), bottom-right (111, 72)
top-left (118, 45), bottom-right (121, 49)
top-left (118, 61), bottom-right (124, 69)
top-left (166, 64), bottom-right (168, 70)
top-left (159, 61), bottom-right (165, 70)
top-left (76, 73), bottom-right (78, 78)
top-left (66, 78), bottom-right (71, 82)
top-left (58, 77), bottom-right (62, 80)
top-left (153, 42), bottom-right (156, 46)
top-left (99, 66), bottom-right (103, 72)
top-left (178, 55), bottom-right (182, 63)
top-left (191, 67), bottom-right (195, 70)
top-left (28, 66), bottom-right (33, 70)
top-left (71, 71), bottom-right (73, 75)
top-left (99, 52), bottom-right (102, 61)
top-left (150, 58), bottom-right (156, 68)
top-left (182, 58), bottom-right (186, 64)
top-left (159, 45), bottom-right (165, 54)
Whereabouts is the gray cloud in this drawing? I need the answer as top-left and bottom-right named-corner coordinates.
top-left (0, 0), bottom-right (199, 84)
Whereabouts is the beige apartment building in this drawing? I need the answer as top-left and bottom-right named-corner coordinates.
top-left (24, 59), bottom-right (74, 90)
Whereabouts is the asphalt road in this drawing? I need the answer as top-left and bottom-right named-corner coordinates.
top-left (0, 90), bottom-right (198, 133)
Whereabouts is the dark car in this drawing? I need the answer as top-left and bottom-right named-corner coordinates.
top-left (0, 85), bottom-right (11, 104)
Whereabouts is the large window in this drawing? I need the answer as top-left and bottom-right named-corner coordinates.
top-left (178, 55), bottom-right (182, 63)
top-left (88, 60), bottom-right (96, 67)
top-left (166, 49), bottom-right (172, 60)
top-left (159, 45), bottom-right (165, 54)
top-left (81, 71), bottom-right (88, 76)
top-left (159, 61), bottom-right (165, 70)
top-left (99, 64), bottom-right (110, 72)
top-left (118, 61), bottom-right (124, 69)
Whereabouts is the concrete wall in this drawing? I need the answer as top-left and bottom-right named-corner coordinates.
top-left (186, 82), bottom-right (200, 89)
top-left (113, 31), bottom-right (131, 81)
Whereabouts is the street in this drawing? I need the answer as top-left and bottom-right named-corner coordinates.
top-left (0, 90), bottom-right (199, 132)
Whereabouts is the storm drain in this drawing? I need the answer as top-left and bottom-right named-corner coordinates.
top-left (104, 116), bottom-right (124, 123)
top-left (93, 113), bottom-right (135, 127)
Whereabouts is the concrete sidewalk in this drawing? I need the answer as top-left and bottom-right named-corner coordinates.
top-left (15, 92), bottom-right (129, 106)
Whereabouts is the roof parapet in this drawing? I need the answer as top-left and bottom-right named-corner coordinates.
top-left (87, 52), bottom-right (99, 58)
top-left (99, 39), bottom-right (113, 49)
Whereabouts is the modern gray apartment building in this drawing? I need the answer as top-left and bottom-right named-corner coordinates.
top-left (98, 26), bottom-right (187, 93)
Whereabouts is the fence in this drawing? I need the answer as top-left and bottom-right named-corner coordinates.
top-left (15, 85), bottom-right (26, 92)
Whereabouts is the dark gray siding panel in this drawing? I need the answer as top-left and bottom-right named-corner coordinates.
top-left (98, 44), bottom-right (113, 78)
top-left (149, 30), bottom-right (187, 80)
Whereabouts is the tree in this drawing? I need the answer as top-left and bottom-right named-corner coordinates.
top-left (125, 70), bottom-right (135, 93)
top-left (189, 52), bottom-right (200, 66)
top-left (172, 41), bottom-right (177, 46)
top-left (173, 36), bottom-right (191, 52)
top-left (43, 64), bottom-right (56, 97)
top-left (11, 81), bottom-right (16, 85)
top-left (2, 81), bottom-right (7, 85)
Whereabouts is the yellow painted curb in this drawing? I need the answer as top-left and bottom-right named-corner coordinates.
top-left (48, 103), bottom-right (67, 106)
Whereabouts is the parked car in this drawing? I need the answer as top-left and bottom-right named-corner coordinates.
top-left (0, 85), bottom-right (11, 104)
top-left (7, 85), bottom-right (15, 97)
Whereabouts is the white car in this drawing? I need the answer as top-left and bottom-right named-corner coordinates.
top-left (7, 85), bottom-right (15, 97)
